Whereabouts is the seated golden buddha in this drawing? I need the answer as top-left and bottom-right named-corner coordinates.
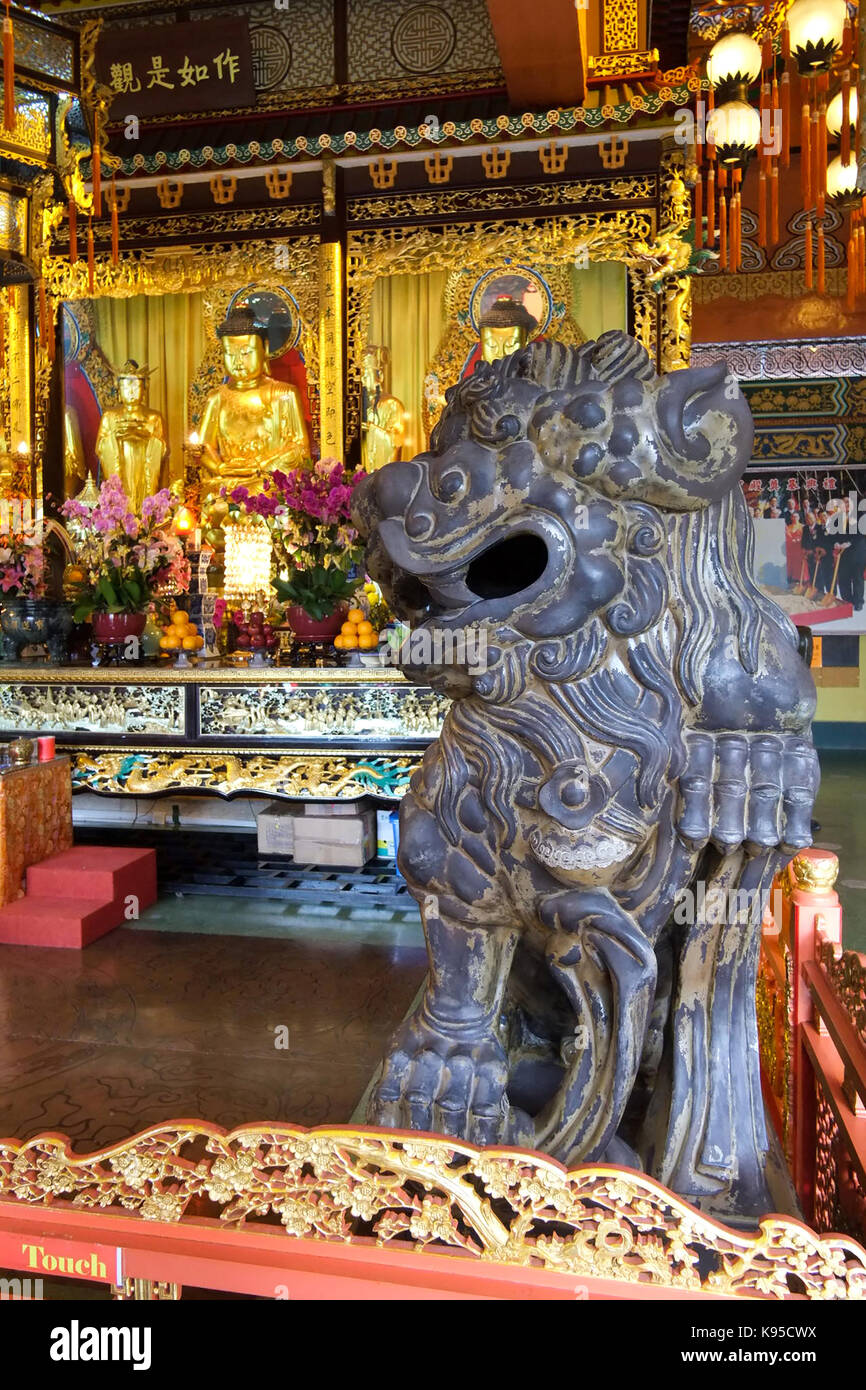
top-left (475, 294), bottom-right (538, 365)
top-left (199, 306), bottom-right (311, 516)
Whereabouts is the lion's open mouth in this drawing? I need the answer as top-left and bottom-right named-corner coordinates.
top-left (382, 523), bottom-right (555, 626)
top-left (465, 533), bottom-right (550, 601)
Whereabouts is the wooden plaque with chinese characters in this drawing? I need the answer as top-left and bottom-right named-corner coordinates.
top-left (96, 18), bottom-right (255, 118)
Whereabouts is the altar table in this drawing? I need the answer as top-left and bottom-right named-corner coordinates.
top-left (0, 667), bottom-right (447, 803)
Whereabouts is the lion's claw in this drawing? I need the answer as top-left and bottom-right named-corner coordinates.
top-left (369, 1011), bottom-right (532, 1147)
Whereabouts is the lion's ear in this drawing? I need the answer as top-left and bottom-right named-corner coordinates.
top-left (651, 360), bottom-right (754, 505)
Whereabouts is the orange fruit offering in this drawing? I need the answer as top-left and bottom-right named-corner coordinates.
top-left (171, 610), bottom-right (189, 627)
top-left (341, 634), bottom-right (359, 650)
top-left (159, 634), bottom-right (181, 651)
top-left (182, 635), bottom-right (199, 650)
top-left (358, 632), bottom-right (379, 650)
top-left (340, 621), bottom-right (356, 636)
top-left (347, 608), bottom-right (365, 624)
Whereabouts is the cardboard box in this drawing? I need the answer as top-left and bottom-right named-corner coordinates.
top-left (256, 803), bottom-right (301, 856)
top-left (302, 799), bottom-right (372, 818)
top-left (293, 809), bottom-right (376, 867)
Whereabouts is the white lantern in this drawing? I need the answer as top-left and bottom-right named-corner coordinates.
top-left (788, 0), bottom-right (848, 72)
top-left (827, 88), bottom-right (858, 138)
top-left (706, 100), bottom-right (762, 163)
top-left (707, 32), bottom-right (763, 89)
top-left (826, 154), bottom-right (860, 200)
top-left (223, 514), bottom-right (272, 605)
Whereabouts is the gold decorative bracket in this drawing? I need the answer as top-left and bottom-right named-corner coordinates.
top-left (424, 153), bottom-right (453, 185)
top-left (265, 168), bottom-right (293, 201)
top-left (539, 141), bottom-right (569, 175)
top-left (156, 179), bottom-right (184, 210)
top-left (598, 136), bottom-right (629, 170)
top-left (481, 146), bottom-right (511, 180)
top-left (368, 158), bottom-right (398, 191)
top-left (209, 175), bottom-right (238, 206)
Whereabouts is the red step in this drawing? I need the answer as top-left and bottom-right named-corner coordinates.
top-left (26, 846), bottom-right (157, 910)
top-left (0, 897), bottom-right (125, 949)
top-left (0, 846), bottom-right (159, 950)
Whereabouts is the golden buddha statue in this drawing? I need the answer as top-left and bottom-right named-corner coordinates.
top-left (424, 294), bottom-right (540, 433)
top-left (361, 345), bottom-right (405, 473)
top-left (198, 307), bottom-right (310, 517)
top-left (477, 295), bottom-right (537, 363)
top-left (95, 361), bottom-right (168, 511)
top-left (63, 405), bottom-right (87, 498)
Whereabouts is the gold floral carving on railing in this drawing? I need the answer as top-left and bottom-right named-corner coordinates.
top-left (816, 935), bottom-right (866, 1050)
top-left (1, 1124), bottom-right (864, 1298)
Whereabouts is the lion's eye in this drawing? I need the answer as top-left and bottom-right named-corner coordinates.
top-left (433, 468), bottom-right (468, 503)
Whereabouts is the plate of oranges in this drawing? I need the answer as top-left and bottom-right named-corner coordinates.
top-left (334, 608), bottom-right (379, 653)
top-left (159, 609), bottom-right (205, 656)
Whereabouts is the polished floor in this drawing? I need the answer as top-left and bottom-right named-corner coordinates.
top-left (0, 922), bottom-right (426, 1148)
top-left (0, 749), bottom-right (862, 1154)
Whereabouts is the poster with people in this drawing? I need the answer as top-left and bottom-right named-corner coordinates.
top-left (744, 471), bottom-right (866, 635)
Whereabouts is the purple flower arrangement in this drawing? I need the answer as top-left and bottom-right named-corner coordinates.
top-left (61, 476), bottom-right (191, 621)
top-left (226, 460), bottom-right (367, 619)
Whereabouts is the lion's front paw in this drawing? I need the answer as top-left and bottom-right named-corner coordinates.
top-left (368, 1011), bottom-right (532, 1148)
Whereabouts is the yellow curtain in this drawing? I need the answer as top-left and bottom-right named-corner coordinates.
top-left (93, 293), bottom-right (207, 488)
top-left (570, 262), bottom-right (628, 341)
top-left (368, 271), bottom-right (448, 458)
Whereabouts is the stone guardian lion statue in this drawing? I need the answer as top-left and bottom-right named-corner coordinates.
top-left (352, 331), bottom-right (818, 1221)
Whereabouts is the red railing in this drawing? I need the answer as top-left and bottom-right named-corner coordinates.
top-left (758, 848), bottom-right (866, 1240)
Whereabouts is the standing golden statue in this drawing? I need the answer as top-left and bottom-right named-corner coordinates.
top-left (95, 361), bottom-right (168, 511)
top-left (361, 345), bottom-right (405, 473)
top-left (63, 405), bottom-right (87, 498)
top-left (198, 307), bottom-right (311, 518)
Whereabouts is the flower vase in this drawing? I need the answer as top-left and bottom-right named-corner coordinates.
top-left (91, 611), bottom-right (147, 655)
top-left (140, 610), bottom-right (163, 658)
